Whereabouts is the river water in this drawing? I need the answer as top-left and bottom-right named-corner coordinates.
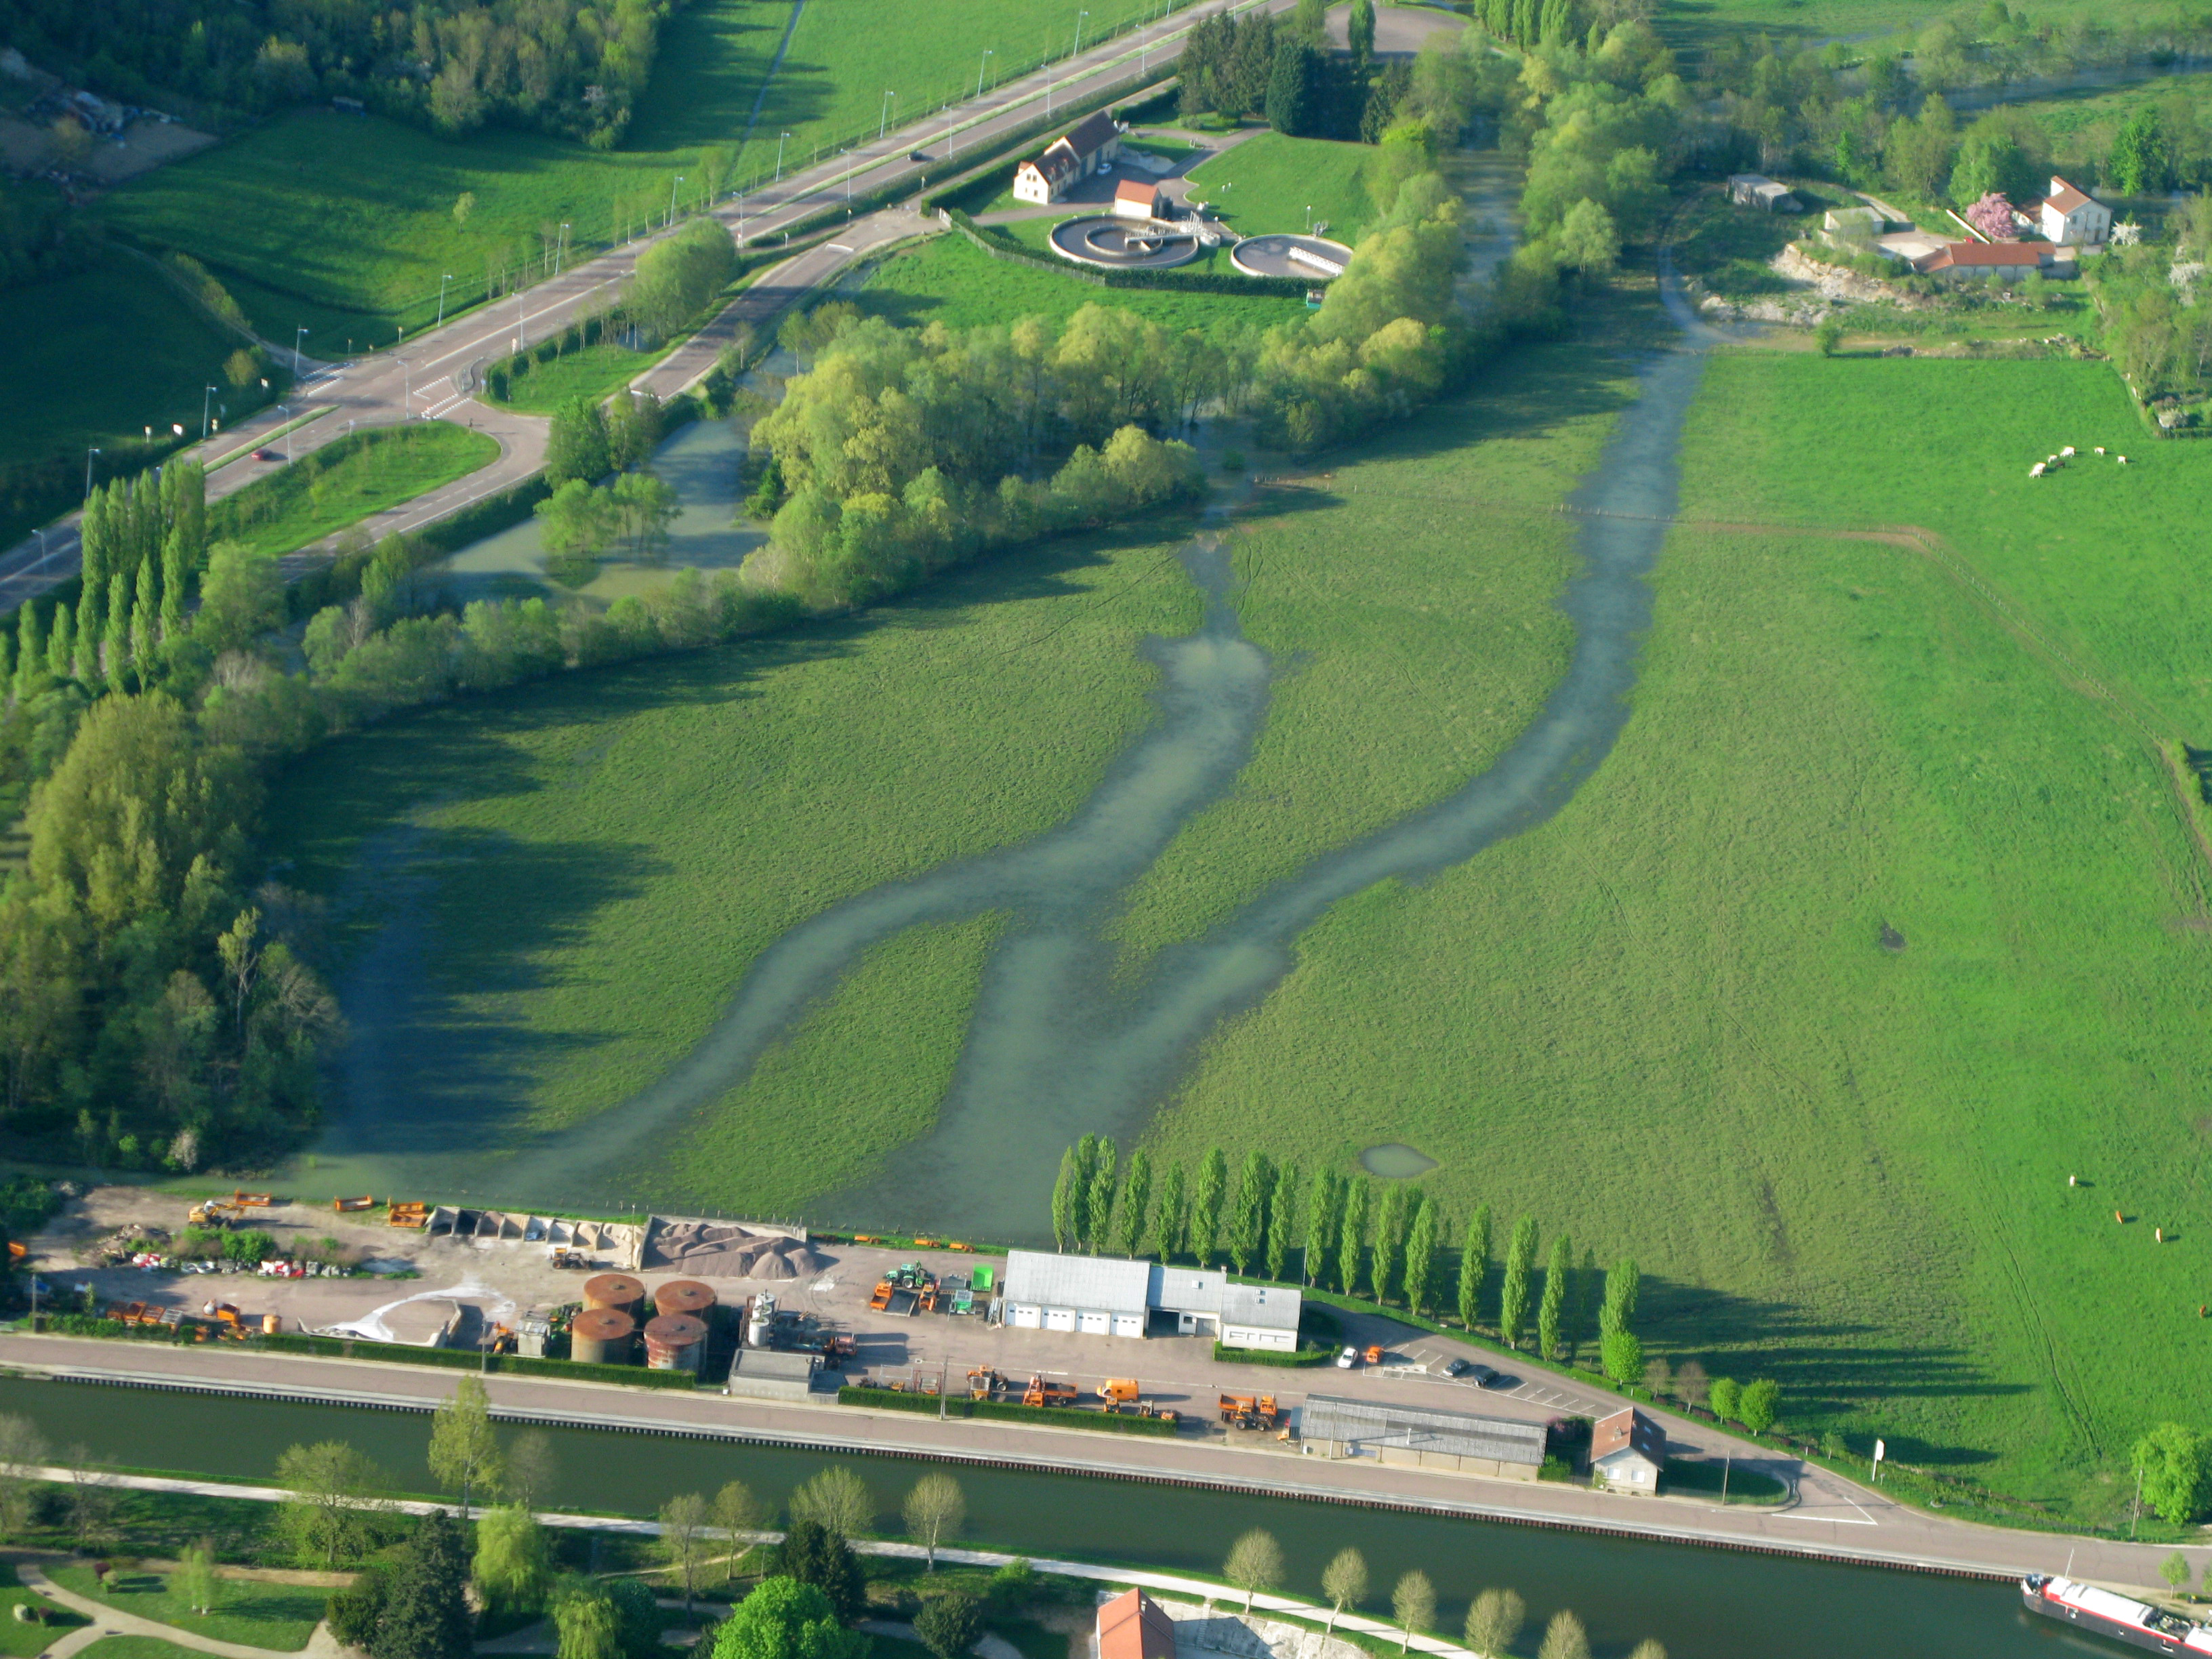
top-left (0, 1375), bottom-right (2087, 1659)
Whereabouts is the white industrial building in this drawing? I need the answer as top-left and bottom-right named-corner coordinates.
top-left (1001, 1250), bottom-right (1303, 1351)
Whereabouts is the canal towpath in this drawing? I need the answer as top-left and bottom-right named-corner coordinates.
top-left (0, 1334), bottom-right (2202, 1601)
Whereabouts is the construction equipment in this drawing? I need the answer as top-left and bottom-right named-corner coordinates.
top-left (1139, 1402), bottom-right (1179, 1425)
top-left (387, 1202), bottom-right (430, 1228)
top-left (231, 1191), bottom-right (276, 1208)
top-left (966, 1366), bottom-right (1004, 1401)
top-left (1218, 1393), bottom-right (1282, 1430)
top-left (187, 1200), bottom-right (242, 1228)
top-left (332, 1196), bottom-right (375, 1213)
top-left (1023, 1375), bottom-right (1077, 1408)
top-left (819, 1334), bottom-right (856, 1368)
top-left (548, 1249), bottom-right (588, 1269)
top-left (867, 1279), bottom-right (895, 1312)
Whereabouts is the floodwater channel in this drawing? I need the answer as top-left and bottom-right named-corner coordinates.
top-left (0, 1375), bottom-right (2087, 1659)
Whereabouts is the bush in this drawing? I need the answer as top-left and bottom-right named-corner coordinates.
top-left (914, 1593), bottom-right (983, 1659)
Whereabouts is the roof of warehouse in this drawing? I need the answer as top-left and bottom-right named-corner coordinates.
top-left (1298, 1395), bottom-right (1547, 1466)
top-left (1004, 1250), bottom-right (1152, 1314)
top-left (1221, 1282), bottom-right (1301, 1331)
top-left (1148, 1263), bottom-right (1227, 1314)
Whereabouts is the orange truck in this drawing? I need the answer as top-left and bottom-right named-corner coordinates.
top-left (1023, 1375), bottom-right (1077, 1408)
top-left (1218, 1393), bottom-right (1281, 1429)
top-left (1100, 1378), bottom-right (1142, 1405)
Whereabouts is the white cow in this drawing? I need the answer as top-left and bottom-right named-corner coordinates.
top-left (2029, 462), bottom-right (2046, 476)
top-left (2061, 445), bottom-right (2076, 457)
top-left (2118, 455), bottom-right (2130, 464)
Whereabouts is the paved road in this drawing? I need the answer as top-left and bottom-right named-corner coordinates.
top-left (1, 1334), bottom-right (2201, 1597)
top-left (0, 0), bottom-right (1294, 615)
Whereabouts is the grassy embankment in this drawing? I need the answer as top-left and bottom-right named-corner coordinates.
top-left (1181, 131), bottom-right (1376, 242)
top-left (1141, 350), bottom-right (2212, 1525)
top-left (209, 424), bottom-right (499, 556)
top-left (0, 264), bottom-right (245, 550)
top-left (859, 232), bottom-right (1309, 335)
top-left (48, 1566), bottom-right (324, 1652)
top-left (266, 525), bottom-right (1206, 1208)
top-left (95, 0), bottom-right (1184, 358)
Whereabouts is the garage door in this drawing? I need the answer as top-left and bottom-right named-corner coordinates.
top-left (1077, 1310), bottom-right (1112, 1335)
top-left (1044, 1307), bottom-right (1077, 1332)
top-left (1010, 1303), bottom-right (1042, 1329)
top-left (1110, 1313), bottom-right (1145, 1337)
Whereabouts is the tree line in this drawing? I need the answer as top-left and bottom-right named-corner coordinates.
top-left (3, 0), bottom-right (676, 145)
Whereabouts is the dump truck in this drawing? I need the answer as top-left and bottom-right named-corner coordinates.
top-left (966, 1367), bottom-right (1004, 1400)
top-left (1218, 1393), bottom-right (1281, 1429)
top-left (1023, 1375), bottom-right (1077, 1408)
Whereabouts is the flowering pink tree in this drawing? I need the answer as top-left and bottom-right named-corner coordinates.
top-left (1965, 192), bottom-right (2020, 241)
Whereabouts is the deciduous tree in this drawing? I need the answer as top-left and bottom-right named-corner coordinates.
top-left (1320, 1548), bottom-right (1368, 1635)
top-left (1464, 1590), bottom-right (1525, 1658)
top-left (1223, 1529), bottom-right (1284, 1613)
top-left (659, 1493), bottom-right (712, 1610)
top-left (1738, 1378), bottom-right (1781, 1437)
top-left (788, 1468), bottom-right (872, 1538)
top-left (1536, 1610), bottom-right (1590, 1659)
top-left (1538, 1233), bottom-right (1570, 1359)
top-left (1391, 1571), bottom-right (1435, 1652)
top-left (1458, 1206), bottom-right (1492, 1330)
top-left (713, 1480), bottom-right (765, 1582)
top-left (1115, 1149), bottom-right (1153, 1258)
top-left (1499, 1216), bottom-right (1539, 1350)
top-left (475, 1506), bottom-right (554, 1616)
top-left (902, 1473), bottom-right (965, 1570)
top-left (2131, 1424), bottom-right (2212, 1525)
top-left (428, 1376), bottom-right (503, 1515)
top-left (1228, 1149), bottom-right (1273, 1275)
top-left (1190, 1147), bottom-right (1229, 1267)
top-left (274, 1441), bottom-right (387, 1570)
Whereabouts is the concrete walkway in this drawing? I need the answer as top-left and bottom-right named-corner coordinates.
top-left (18, 1562), bottom-right (308, 1659)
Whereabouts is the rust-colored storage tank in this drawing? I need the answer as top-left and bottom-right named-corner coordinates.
top-left (582, 1273), bottom-right (645, 1316)
top-left (643, 1313), bottom-right (708, 1372)
top-left (653, 1279), bottom-right (717, 1321)
top-left (570, 1307), bottom-right (636, 1366)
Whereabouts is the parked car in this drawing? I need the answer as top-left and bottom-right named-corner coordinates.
top-left (252, 448), bottom-right (282, 462)
top-left (1442, 1357), bottom-right (1471, 1378)
top-left (908, 149), bottom-right (929, 161)
top-left (1478, 1368), bottom-right (1512, 1389)
top-left (1336, 1345), bottom-right (1359, 1369)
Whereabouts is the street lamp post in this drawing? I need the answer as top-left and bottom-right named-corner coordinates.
top-left (277, 405), bottom-right (293, 462)
top-left (83, 448), bottom-right (100, 498)
top-left (295, 325), bottom-right (308, 376)
top-left (978, 48), bottom-right (994, 96)
top-left (399, 361), bottom-right (411, 419)
top-left (202, 385), bottom-right (218, 438)
top-left (776, 131), bottom-right (790, 182)
top-left (880, 90), bottom-right (896, 142)
top-left (557, 224), bottom-right (569, 274)
top-left (33, 529), bottom-right (47, 569)
top-left (1076, 9), bottom-right (1090, 54)
top-left (438, 272), bottom-right (453, 325)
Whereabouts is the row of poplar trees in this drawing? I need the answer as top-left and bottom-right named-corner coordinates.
top-left (1048, 1136), bottom-right (1648, 1380)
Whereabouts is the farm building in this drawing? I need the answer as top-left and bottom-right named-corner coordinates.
top-left (1012, 110), bottom-right (1124, 205)
top-left (1298, 1395), bottom-right (1546, 1480)
top-left (1912, 240), bottom-right (2073, 280)
top-left (1096, 1590), bottom-right (1178, 1659)
top-left (1590, 1406), bottom-right (1667, 1494)
top-left (1000, 1251), bottom-right (1303, 1349)
top-left (1113, 178), bottom-right (1168, 220)
top-left (2039, 176), bottom-right (2111, 246)
top-left (1727, 173), bottom-right (1801, 213)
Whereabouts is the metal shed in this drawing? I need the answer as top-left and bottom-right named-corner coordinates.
top-left (1298, 1395), bottom-right (1545, 1481)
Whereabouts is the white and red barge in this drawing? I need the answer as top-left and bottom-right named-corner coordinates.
top-left (2022, 1575), bottom-right (2212, 1654)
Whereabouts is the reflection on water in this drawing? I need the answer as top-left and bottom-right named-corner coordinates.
top-left (0, 1376), bottom-right (2057, 1659)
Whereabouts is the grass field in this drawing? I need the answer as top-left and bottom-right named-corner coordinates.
top-left (93, 0), bottom-right (1195, 356)
top-left (1183, 132), bottom-right (1376, 243)
top-left (48, 1565), bottom-right (325, 1650)
top-left (267, 523), bottom-right (1206, 1195)
top-left (0, 261), bottom-right (245, 544)
top-left (490, 337), bottom-right (669, 413)
top-left (210, 424), bottom-right (499, 557)
top-left (1139, 347), bottom-right (2212, 1521)
top-left (0, 1573), bottom-right (83, 1657)
top-left (858, 232), bottom-right (1308, 335)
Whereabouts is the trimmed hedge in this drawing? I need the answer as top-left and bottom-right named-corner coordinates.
top-left (838, 1385), bottom-right (1176, 1435)
top-left (257, 1331), bottom-right (697, 1389)
top-left (1212, 1341), bottom-right (1336, 1368)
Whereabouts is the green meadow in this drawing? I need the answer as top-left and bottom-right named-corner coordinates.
top-left (209, 423), bottom-right (499, 556)
top-left (92, 0), bottom-right (1191, 358)
top-left (1183, 131), bottom-right (1376, 241)
top-left (1141, 349), bottom-right (2212, 1519)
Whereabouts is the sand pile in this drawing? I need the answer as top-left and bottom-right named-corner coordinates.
top-left (645, 1222), bottom-right (831, 1279)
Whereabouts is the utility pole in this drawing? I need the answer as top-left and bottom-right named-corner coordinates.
top-left (202, 385), bottom-right (218, 439)
top-left (1076, 8), bottom-right (1090, 55)
top-left (83, 447), bottom-right (100, 498)
top-left (881, 90), bottom-right (896, 142)
top-left (438, 272), bottom-right (453, 325)
top-left (776, 131), bottom-right (790, 182)
top-left (2131, 1462), bottom-right (2143, 1540)
top-left (295, 325), bottom-right (308, 377)
top-left (979, 48), bottom-right (993, 96)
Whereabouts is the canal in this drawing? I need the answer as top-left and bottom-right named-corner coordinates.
top-left (0, 1376), bottom-right (2095, 1659)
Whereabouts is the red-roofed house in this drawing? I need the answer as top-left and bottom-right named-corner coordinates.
top-left (1096, 1591), bottom-right (1178, 1659)
top-left (1590, 1406), bottom-right (1667, 1495)
top-left (2038, 176), bottom-right (2110, 246)
top-left (1912, 239), bottom-right (2074, 280)
top-left (1012, 111), bottom-right (1125, 205)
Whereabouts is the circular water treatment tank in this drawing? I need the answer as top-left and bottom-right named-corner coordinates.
top-left (644, 1313), bottom-right (709, 1372)
top-left (653, 1279), bottom-right (717, 1320)
top-left (569, 1307), bottom-right (636, 1366)
top-left (583, 1272), bottom-right (645, 1314)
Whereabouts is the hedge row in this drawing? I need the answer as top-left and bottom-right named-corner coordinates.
top-left (1212, 1341), bottom-right (1336, 1368)
top-left (257, 1331), bottom-right (699, 1389)
top-left (838, 1385), bottom-right (1175, 1435)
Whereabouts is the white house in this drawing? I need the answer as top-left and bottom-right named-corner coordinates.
top-left (1589, 1406), bottom-right (1667, 1494)
top-left (2039, 176), bottom-right (2110, 247)
top-left (1000, 1250), bottom-right (1302, 1349)
top-left (1010, 110), bottom-right (1124, 205)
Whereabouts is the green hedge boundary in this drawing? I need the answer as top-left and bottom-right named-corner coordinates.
top-left (1212, 1341), bottom-right (1335, 1368)
top-left (838, 1385), bottom-right (1175, 1435)
top-left (257, 1331), bottom-right (698, 1388)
